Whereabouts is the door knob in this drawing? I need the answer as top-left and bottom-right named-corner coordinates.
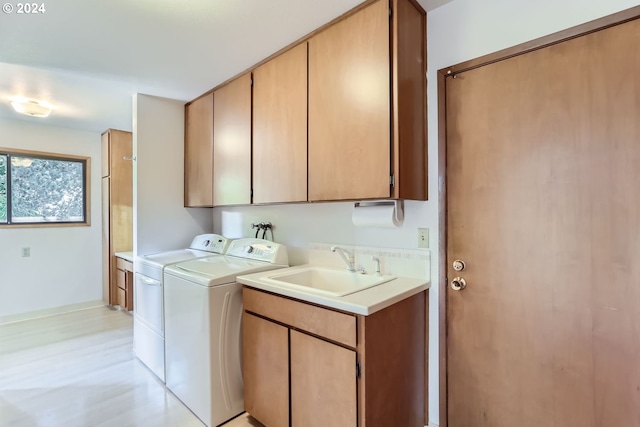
top-left (451, 277), bottom-right (467, 291)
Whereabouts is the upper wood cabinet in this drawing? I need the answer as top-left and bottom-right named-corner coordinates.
top-left (184, 0), bottom-right (426, 205)
top-left (308, 0), bottom-right (426, 201)
top-left (101, 129), bottom-right (133, 306)
top-left (213, 73), bottom-right (252, 206)
top-left (184, 93), bottom-right (213, 207)
top-left (253, 43), bottom-right (308, 204)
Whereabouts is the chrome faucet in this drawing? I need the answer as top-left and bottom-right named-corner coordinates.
top-left (371, 256), bottom-right (381, 275)
top-left (331, 246), bottom-right (356, 272)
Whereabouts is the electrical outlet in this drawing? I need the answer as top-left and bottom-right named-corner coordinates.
top-left (22, 247), bottom-right (31, 257)
top-left (417, 228), bottom-right (429, 249)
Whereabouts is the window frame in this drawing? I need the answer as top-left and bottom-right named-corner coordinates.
top-left (0, 147), bottom-right (91, 228)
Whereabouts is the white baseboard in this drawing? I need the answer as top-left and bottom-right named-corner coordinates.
top-left (0, 300), bottom-right (105, 325)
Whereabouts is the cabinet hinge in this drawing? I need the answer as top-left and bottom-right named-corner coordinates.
top-left (389, 6), bottom-right (393, 19)
top-left (251, 78), bottom-right (254, 87)
top-left (390, 174), bottom-right (395, 187)
top-left (356, 361), bottom-right (361, 379)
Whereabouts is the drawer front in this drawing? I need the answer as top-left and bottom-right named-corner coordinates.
top-left (243, 287), bottom-right (356, 348)
top-left (116, 269), bottom-right (126, 290)
top-left (116, 257), bottom-right (133, 272)
top-left (117, 287), bottom-right (126, 308)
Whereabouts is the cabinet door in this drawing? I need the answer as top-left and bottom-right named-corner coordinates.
top-left (101, 177), bottom-right (111, 304)
top-left (101, 131), bottom-right (110, 178)
top-left (243, 312), bottom-right (289, 427)
top-left (184, 93), bottom-right (214, 207)
top-left (291, 330), bottom-right (357, 427)
top-left (109, 130), bottom-right (133, 254)
top-left (213, 73), bottom-right (252, 205)
top-left (253, 43), bottom-right (308, 204)
top-left (308, 0), bottom-right (390, 201)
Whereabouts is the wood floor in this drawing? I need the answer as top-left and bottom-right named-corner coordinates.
top-left (0, 306), bottom-right (263, 427)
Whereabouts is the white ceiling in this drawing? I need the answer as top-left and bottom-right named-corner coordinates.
top-left (0, 0), bottom-right (449, 134)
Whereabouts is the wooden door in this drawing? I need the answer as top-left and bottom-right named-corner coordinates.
top-left (308, 0), bottom-right (390, 201)
top-left (446, 18), bottom-right (640, 427)
top-left (290, 330), bottom-right (357, 427)
top-left (213, 73), bottom-right (252, 206)
top-left (253, 43), bottom-right (307, 204)
top-left (243, 313), bottom-right (289, 427)
top-left (184, 93), bottom-right (213, 207)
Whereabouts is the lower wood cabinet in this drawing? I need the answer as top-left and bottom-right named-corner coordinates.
top-left (243, 313), bottom-right (289, 427)
top-left (290, 329), bottom-right (357, 427)
top-left (115, 257), bottom-right (134, 311)
top-left (242, 286), bottom-right (426, 427)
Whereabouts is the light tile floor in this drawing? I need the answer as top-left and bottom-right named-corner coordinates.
top-left (0, 306), bottom-right (263, 427)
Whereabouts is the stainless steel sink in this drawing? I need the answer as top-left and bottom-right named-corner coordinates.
top-left (262, 266), bottom-right (396, 297)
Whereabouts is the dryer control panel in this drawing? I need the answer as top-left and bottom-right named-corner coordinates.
top-left (226, 238), bottom-right (289, 265)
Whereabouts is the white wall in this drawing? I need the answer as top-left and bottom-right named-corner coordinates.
top-left (0, 117), bottom-right (102, 318)
top-left (133, 94), bottom-right (212, 255)
top-left (425, 0), bottom-right (640, 424)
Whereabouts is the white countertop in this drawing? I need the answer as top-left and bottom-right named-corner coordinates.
top-left (114, 251), bottom-right (134, 263)
top-left (237, 264), bottom-right (429, 316)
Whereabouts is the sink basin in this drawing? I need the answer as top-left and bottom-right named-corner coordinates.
top-left (262, 266), bottom-right (396, 297)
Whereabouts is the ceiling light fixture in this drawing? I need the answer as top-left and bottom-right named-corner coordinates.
top-left (10, 98), bottom-right (53, 118)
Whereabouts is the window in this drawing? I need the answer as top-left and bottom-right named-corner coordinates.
top-left (0, 148), bottom-right (89, 226)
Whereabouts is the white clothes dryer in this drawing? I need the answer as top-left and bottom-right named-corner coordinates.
top-left (133, 234), bottom-right (231, 382)
top-left (163, 238), bottom-right (288, 427)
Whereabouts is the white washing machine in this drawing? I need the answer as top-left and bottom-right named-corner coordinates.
top-left (163, 238), bottom-right (289, 427)
top-left (133, 234), bottom-right (232, 382)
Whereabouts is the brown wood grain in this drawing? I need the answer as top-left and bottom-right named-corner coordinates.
top-left (101, 177), bottom-right (110, 304)
top-left (308, 0), bottom-right (390, 201)
top-left (184, 92), bottom-right (213, 207)
top-left (125, 270), bottom-right (133, 311)
top-left (115, 268), bottom-right (125, 290)
top-left (242, 312), bottom-right (289, 427)
top-left (213, 73), bottom-right (252, 206)
top-left (101, 129), bottom-right (132, 308)
top-left (253, 43), bottom-right (308, 204)
top-left (101, 132), bottom-right (109, 177)
top-left (358, 291), bottom-right (425, 427)
top-left (290, 330), bottom-right (357, 427)
top-left (446, 16), bottom-right (640, 427)
top-left (115, 257), bottom-right (132, 271)
top-left (115, 257), bottom-right (134, 311)
top-left (437, 70), bottom-right (448, 427)
top-left (243, 287), bottom-right (356, 348)
top-left (392, 0), bottom-right (427, 201)
top-left (108, 129), bottom-right (133, 254)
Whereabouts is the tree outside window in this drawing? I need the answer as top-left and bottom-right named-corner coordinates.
top-left (0, 149), bottom-right (89, 226)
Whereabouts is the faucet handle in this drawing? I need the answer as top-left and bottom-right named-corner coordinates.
top-left (371, 256), bottom-right (381, 275)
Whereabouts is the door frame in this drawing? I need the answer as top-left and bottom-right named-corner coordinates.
top-left (436, 6), bottom-right (640, 426)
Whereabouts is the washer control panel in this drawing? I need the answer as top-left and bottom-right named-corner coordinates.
top-left (227, 238), bottom-right (289, 265)
top-left (189, 234), bottom-right (231, 254)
